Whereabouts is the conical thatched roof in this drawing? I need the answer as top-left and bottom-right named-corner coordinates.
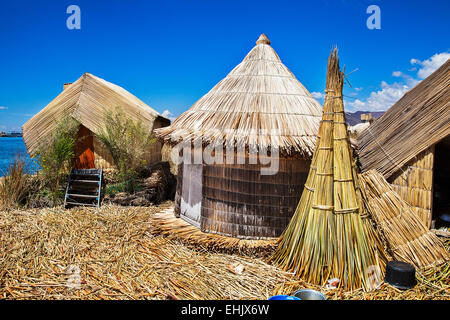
top-left (272, 49), bottom-right (386, 290)
top-left (155, 34), bottom-right (322, 157)
top-left (23, 73), bottom-right (169, 155)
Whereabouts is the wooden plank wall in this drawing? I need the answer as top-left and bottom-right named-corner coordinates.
top-left (388, 146), bottom-right (434, 228)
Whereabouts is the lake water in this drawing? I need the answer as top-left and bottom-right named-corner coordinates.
top-left (0, 137), bottom-right (38, 176)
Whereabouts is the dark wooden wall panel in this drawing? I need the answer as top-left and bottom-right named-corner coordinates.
top-left (200, 156), bottom-right (310, 239)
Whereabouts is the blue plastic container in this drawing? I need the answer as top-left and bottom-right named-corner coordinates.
top-left (268, 295), bottom-right (301, 300)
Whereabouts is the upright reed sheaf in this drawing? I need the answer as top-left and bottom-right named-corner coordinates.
top-left (271, 48), bottom-right (386, 291)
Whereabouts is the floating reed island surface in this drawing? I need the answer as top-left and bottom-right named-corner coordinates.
top-left (0, 203), bottom-right (449, 300)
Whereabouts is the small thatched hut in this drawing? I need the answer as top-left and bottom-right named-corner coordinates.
top-left (358, 59), bottom-right (450, 228)
top-left (156, 34), bottom-right (322, 239)
top-left (23, 73), bottom-right (170, 169)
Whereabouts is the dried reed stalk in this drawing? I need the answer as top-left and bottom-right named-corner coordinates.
top-left (0, 203), bottom-right (291, 300)
top-left (0, 203), bottom-right (448, 299)
top-left (359, 170), bottom-right (449, 269)
top-left (0, 155), bottom-right (34, 209)
top-left (152, 208), bottom-right (276, 256)
top-left (271, 49), bottom-right (386, 291)
top-left (273, 252), bottom-right (450, 300)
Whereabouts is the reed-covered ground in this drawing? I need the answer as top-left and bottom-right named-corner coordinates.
top-left (0, 202), bottom-right (448, 300)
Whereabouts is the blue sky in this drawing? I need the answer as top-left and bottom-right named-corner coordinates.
top-left (0, 0), bottom-right (449, 131)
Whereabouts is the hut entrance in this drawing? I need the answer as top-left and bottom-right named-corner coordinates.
top-left (433, 135), bottom-right (450, 226)
top-left (180, 163), bottom-right (202, 227)
top-left (74, 125), bottom-right (95, 169)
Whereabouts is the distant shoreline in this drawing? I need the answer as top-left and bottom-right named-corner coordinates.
top-left (0, 133), bottom-right (23, 137)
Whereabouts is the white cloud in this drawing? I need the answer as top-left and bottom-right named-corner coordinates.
top-left (392, 70), bottom-right (420, 87)
top-left (345, 81), bottom-right (410, 111)
top-left (311, 91), bottom-right (325, 99)
top-left (0, 106), bottom-right (8, 110)
top-left (345, 52), bottom-right (449, 112)
top-left (161, 110), bottom-right (176, 122)
top-left (411, 52), bottom-right (450, 79)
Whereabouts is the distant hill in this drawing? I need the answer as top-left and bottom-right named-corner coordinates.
top-left (345, 111), bottom-right (385, 126)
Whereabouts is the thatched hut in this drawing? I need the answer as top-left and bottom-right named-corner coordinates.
top-left (23, 73), bottom-right (170, 169)
top-left (156, 34), bottom-right (322, 239)
top-left (358, 59), bottom-right (450, 228)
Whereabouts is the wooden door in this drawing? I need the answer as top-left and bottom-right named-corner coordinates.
top-left (74, 125), bottom-right (95, 169)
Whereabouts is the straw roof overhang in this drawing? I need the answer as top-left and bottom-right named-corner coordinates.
top-left (22, 73), bottom-right (169, 155)
top-left (358, 59), bottom-right (450, 178)
top-left (155, 34), bottom-right (322, 157)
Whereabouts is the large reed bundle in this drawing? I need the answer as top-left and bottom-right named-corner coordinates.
top-left (359, 170), bottom-right (449, 269)
top-left (271, 49), bottom-right (386, 291)
top-left (23, 73), bottom-right (169, 156)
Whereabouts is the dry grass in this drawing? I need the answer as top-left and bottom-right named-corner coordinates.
top-left (0, 155), bottom-right (35, 209)
top-left (152, 209), bottom-right (276, 257)
top-left (0, 202), bottom-right (448, 300)
top-left (274, 240), bottom-right (450, 300)
top-left (0, 202), bottom-right (291, 300)
top-left (277, 218), bottom-right (449, 301)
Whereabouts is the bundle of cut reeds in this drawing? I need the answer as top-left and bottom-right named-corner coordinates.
top-left (359, 169), bottom-right (449, 269)
top-left (271, 49), bottom-right (386, 291)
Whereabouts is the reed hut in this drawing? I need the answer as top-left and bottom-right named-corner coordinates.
top-left (358, 59), bottom-right (450, 228)
top-left (156, 34), bottom-right (322, 239)
top-left (22, 73), bottom-right (170, 169)
top-left (271, 49), bottom-right (385, 291)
